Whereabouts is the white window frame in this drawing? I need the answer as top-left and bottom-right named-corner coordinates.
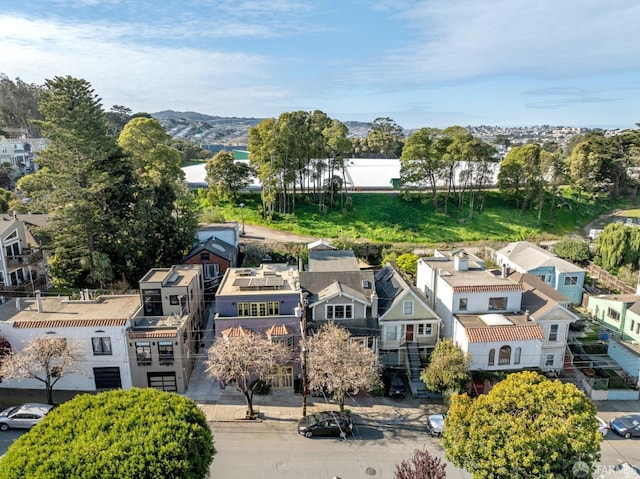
top-left (385, 325), bottom-right (398, 342)
top-left (564, 275), bottom-right (579, 286)
top-left (416, 323), bottom-right (433, 336)
top-left (92, 337), bottom-right (112, 356)
top-left (549, 324), bottom-right (559, 342)
top-left (488, 297), bottom-right (508, 311)
top-left (545, 354), bottom-right (555, 367)
top-left (458, 297), bottom-right (468, 311)
top-left (326, 304), bottom-right (353, 320)
top-left (403, 300), bottom-right (414, 316)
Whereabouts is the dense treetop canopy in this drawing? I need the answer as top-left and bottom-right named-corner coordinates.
top-left (0, 388), bottom-right (215, 479)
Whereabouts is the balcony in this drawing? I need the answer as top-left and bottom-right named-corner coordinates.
top-left (6, 250), bottom-right (43, 267)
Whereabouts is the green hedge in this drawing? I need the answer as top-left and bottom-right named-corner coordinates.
top-left (0, 388), bottom-right (215, 479)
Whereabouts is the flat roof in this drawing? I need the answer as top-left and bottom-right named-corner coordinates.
top-left (217, 265), bottom-right (299, 297)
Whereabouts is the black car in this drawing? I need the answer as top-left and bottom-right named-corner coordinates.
top-left (610, 414), bottom-right (640, 439)
top-left (387, 373), bottom-right (406, 398)
top-left (297, 411), bottom-right (353, 438)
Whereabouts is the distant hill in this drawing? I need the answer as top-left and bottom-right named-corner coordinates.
top-left (150, 110), bottom-right (375, 146)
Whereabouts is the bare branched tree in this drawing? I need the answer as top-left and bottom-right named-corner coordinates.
top-left (0, 336), bottom-right (84, 404)
top-left (395, 448), bottom-right (447, 479)
top-left (306, 323), bottom-right (381, 412)
top-left (205, 332), bottom-right (290, 417)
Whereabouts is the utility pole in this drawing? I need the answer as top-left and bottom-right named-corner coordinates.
top-left (297, 301), bottom-right (308, 417)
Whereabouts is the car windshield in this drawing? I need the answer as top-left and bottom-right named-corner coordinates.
top-left (0, 406), bottom-right (19, 417)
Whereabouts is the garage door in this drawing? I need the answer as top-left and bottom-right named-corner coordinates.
top-left (147, 372), bottom-right (177, 392)
top-left (93, 367), bottom-right (122, 390)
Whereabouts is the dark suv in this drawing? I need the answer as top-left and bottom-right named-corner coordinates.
top-left (387, 373), bottom-right (406, 398)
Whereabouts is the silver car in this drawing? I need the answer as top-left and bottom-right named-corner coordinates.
top-left (0, 403), bottom-right (54, 431)
top-left (426, 413), bottom-right (446, 437)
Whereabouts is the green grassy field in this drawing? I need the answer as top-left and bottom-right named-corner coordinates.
top-left (201, 190), bottom-right (632, 245)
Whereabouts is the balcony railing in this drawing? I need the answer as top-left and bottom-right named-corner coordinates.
top-left (6, 250), bottom-right (43, 267)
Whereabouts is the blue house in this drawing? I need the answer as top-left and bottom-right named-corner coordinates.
top-left (496, 241), bottom-right (586, 305)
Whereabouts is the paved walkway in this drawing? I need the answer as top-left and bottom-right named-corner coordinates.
top-left (184, 304), bottom-right (444, 426)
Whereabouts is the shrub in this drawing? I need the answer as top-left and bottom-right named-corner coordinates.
top-left (0, 388), bottom-right (215, 479)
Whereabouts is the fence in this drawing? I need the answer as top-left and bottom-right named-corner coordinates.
top-left (584, 262), bottom-right (636, 295)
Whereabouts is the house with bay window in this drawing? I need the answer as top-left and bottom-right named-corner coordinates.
top-left (213, 264), bottom-right (302, 389)
top-left (416, 249), bottom-right (577, 373)
top-left (300, 249), bottom-right (378, 350)
top-left (127, 264), bottom-right (205, 393)
top-left (375, 263), bottom-right (441, 397)
top-left (0, 264), bottom-right (206, 395)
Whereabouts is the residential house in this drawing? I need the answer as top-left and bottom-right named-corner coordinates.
top-left (307, 239), bottom-right (336, 252)
top-left (214, 264), bottom-right (303, 389)
top-left (300, 249), bottom-right (378, 350)
top-left (586, 294), bottom-right (640, 389)
top-left (375, 263), bottom-right (441, 396)
top-left (127, 264), bottom-right (206, 393)
top-left (181, 236), bottom-right (238, 299)
top-left (0, 264), bottom-right (206, 394)
top-left (196, 223), bottom-right (240, 247)
top-left (495, 241), bottom-right (586, 304)
top-left (0, 217), bottom-right (46, 292)
top-left (0, 292), bottom-right (142, 391)
top-left (416, 249), bottom-right (577, 373)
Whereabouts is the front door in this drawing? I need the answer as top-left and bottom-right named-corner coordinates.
top-left (406, 324), bottom-right (414, 342)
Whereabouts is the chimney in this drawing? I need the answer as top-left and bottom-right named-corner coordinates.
top-left (370, 291), bottom-right (378, 318)
top-left (501, 263), bottom-right (509, 278)
top-left (525, 309), bottom-right (531, 321)
top-left (454, 252), bottom-right (469, 271)
top-left (36, 290), bottom-right (43, 313)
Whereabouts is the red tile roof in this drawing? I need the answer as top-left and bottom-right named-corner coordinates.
top-left (12, 318), bottom-right (128, 329)
top-left (128, 331), bottom-right (177, 339)
top-left (221, 325), bottom-right (253, 338)
top-left (466, 324), bottom-right (544, 343)
top-left (453, 284), bottom-right (523, 293)
top-left (266, 324), bottom-right (293, 336)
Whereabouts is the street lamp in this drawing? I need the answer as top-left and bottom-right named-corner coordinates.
top-left (239, 202), bottom-right (245, 235)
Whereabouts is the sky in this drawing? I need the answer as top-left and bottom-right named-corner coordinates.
top-left (1, 0), bottom-right (640, 130)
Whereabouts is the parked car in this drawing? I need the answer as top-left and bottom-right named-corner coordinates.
top-left (596, 416), bottom-right (609, 437)
top-left (0, 403), bottom-right (55, 431)
top-left (426, 413), bottom-right (446, 437)
top-left (297, 411), bottom-right (353, 438)
top-left (387, 373), bottom-right (406, 398)
top-left (609, 414), bottom-right (640, 439)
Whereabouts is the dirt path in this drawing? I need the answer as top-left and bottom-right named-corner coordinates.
top-left (240, 223), bottom-right (318, 244)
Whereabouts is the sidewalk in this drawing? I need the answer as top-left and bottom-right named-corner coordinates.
top-left (184, 305), bottom-right (443, 427)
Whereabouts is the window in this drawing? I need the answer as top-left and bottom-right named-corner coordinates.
top-left (488, 349), bottom-right (495, 366)
top-left (631, 320), bottom-right (635, 332)
top-left (417, 323), bottom-right (432, 336)
top-left (268, 301), bottom-right (279, 315)
top-left (564, 275), bottom-right (578, 286)
top-left (142, 289), bottom-right (163, 316)
top-left (250, 303), bottom-right (259, 316)
top-left (200, 252), bottom-right (210, 261)
top-left (158, 341), bottom-right (174, 364)
top-left (498, 345), bottom-right (511, 365)
top-left (403, 301), bottom-right (414, 315)
top-left (488, 297), bottom-right (507, 311)
top-left (326, 304), bottom-right (353, 319)
top-left (169, 295), bottom-right (179, 305)
top-left (273, 336), bottom-right (294, 352)
top-left (92, 337), bottom-right (112, 356)
top-left (237, 302), bottom-right (250, 316)
top-left (607, 308), bottom-right (621, 322)
top-left (545, 354), bottom-right (555, 367)
top-left (536, 274), bottom-right (552, 283)
top-left (385, 326), bottom-right (398, 341)
top-left (204, 263), bottom-right (218, 279)
top-left (549, 324), bottom-right (558, 342)
top-left (458, 298), bottom-right (468, 311)
top-left (514, 347), bottom-right (521, 365)
top-left (135, 342), bottom-right (152, 365)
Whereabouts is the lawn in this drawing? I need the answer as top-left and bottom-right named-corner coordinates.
top-left (201, 190), bottom-right (632, 245)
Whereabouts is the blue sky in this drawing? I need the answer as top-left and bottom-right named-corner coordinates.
top-left (1, 0), bottom-right (639, 129)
